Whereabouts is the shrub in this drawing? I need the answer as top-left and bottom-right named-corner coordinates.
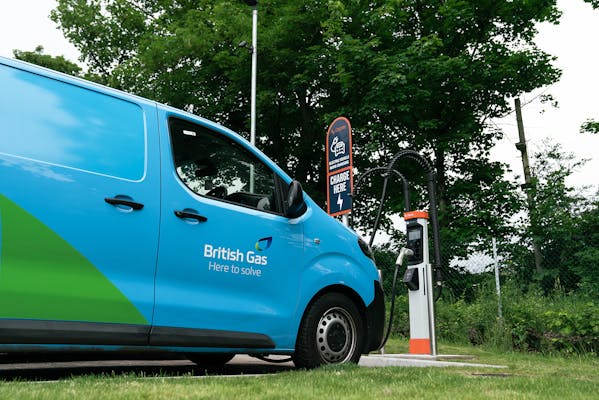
top-left (398, 280), bottom-right (599, 355)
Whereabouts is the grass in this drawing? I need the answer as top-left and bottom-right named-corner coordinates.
top-left (1, 340), bottom-right (598, 400)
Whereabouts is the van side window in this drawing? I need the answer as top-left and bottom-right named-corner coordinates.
top-left (169, 118), bottom-right (282, 214)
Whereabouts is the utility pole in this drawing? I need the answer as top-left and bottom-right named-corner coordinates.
top-left (514, 98), bottom-right (543, 272)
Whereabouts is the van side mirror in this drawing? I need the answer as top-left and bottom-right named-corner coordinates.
top-left (286, 180), bottom-right (307, 218)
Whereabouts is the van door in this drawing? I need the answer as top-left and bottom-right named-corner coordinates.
top-left (152, 116), bottom-right (303, 349)
top-left (0, 62), bottom-right (159, 344)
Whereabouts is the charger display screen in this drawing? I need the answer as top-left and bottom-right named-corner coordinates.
top-left (408, 230), bottom-right (420, 241)
top-left (406, 222), bottom-right (424, 265)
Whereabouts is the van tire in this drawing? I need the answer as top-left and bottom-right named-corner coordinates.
top-left (187, 353), bottom-right (235, 367)
top-left (293, 293), bottom-right (364, 369)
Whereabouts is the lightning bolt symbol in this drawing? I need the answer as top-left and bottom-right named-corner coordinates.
top-left (337, 194), bottom-right (343, 210)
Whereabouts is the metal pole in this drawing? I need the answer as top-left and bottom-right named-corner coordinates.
top-left (250, 6), bottom-right (258, 146)
top-left (492, 237), bottom-right (503, 321)
top-left (426, 263), bottom-right (437, 356)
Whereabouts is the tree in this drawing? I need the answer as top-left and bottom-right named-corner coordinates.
top-left (13, 45), bottom-right (105, 84)
top-left (580, 119), bottom-right (599, 134)
top-left (584, 0), bottom-right (599, 8)
top-left (510, 140), bottom-right (598, 292)
top-left (13, 46), bottom-right (82, 76)
top-left (50, 1), bottom-right (569, 267)
top-left (573, 198), bottom-right (599, 295)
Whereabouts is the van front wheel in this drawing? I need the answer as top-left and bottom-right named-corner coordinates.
top-left (294, 293), bottom-right (364, 368)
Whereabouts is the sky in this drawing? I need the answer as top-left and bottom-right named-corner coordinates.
top-left (0, 0), bottom-right (597, 191)
top-left (491, 0), bottom-right (599, 192)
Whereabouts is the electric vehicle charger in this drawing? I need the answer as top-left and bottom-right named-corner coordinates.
top-left (352, 166), bottom-right (411, 350)
top-left (351, 149), bottom-right (444, 351)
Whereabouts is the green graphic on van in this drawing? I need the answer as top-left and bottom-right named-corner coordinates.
top-left (255, 237), bottom-right (272, 251)
top-left (0, 195), bottom-right (147, 324)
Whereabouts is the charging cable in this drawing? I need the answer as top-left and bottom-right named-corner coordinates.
top-left (378, 247), bottom-right (413, 351)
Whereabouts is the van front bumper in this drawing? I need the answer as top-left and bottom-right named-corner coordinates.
top-left (364, 280), bottom-right (385, 352)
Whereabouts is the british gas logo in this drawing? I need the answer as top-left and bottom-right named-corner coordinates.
top-left (203, 243), bottom-right (268, 266)
top-left (255, 237), bottom-right (272, 251)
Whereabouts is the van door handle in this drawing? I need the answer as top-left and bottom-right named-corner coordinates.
top-left (104, 197), bottom-right (144, 210)
top-left (174, 210), bottom-right (208, 222)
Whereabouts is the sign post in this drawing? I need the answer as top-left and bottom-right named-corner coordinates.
top-left (326, 117), bottom-right (353, 218)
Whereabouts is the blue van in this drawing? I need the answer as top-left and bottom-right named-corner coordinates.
top-left (0, 56), bottom-right (384, 368)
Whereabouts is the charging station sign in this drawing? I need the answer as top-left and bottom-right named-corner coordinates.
top-left (326, 117), bottom-right (353, 216)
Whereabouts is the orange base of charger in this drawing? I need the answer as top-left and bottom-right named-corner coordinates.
top-left (409, 338), bottom-right (432, 354)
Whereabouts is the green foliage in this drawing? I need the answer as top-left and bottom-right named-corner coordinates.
top-left (435, 280), bottom-right (507, 347)
top-left (580, 119), bottom-right (599, 134)
top-left (13, 46), bottom-right (82, 76)
top-left (543, 304), bottom-right (599, 353)
top-left (13, 45), bottom-right (105, 83)
top-left (584, 0), bottom-right (599, 9)
top-left (433, 280), bottom-right (599, 355)
top-left (571, 200), bottom-right (599, 295)
top-left (505, 292), bottom-right (599, 354)
top-left (388, 294), bottom-right (410, 338)
top-left (508, 141), bottom-right (599, 293)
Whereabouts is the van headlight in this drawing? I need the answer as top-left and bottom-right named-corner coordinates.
top-left (358, 238), bottom-right (374, 261)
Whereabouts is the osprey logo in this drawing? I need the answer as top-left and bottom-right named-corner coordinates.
top-left (255, 237), bottom-right (273, 251)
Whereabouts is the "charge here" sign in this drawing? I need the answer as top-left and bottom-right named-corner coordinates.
top-left (326, 117), bottom-right (353, 216)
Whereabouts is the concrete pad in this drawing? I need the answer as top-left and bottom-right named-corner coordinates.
top-left (359, 354), bottom-right (506, 369)
top-left (376, 353), bottom-right (476, 361)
